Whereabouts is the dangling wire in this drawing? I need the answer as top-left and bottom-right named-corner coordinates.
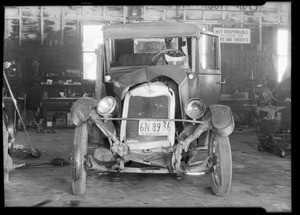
top-left (32, 56), bottom-right (39, 77)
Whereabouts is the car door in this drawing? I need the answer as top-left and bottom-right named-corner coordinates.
top-left (192, 33), bottom-right (222, 106)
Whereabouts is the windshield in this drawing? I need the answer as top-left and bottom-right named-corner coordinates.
top-left (104, 34), bottom-right (220, 74)
top-left (107, 37), bottom-right (191, 71)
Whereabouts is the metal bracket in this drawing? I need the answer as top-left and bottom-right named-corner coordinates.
top-left (86, 155), bottom-right (110, 171)
top-left (185, 156), bottom-right (211, 174)
top-left (172, 121), bottom-right (211, 177)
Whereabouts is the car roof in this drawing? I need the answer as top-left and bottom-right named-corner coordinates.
top-left (103, 22), bottom-right (217, 39)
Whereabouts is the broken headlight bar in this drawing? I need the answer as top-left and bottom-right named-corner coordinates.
top-left (96, 96), bottom-right (118, 117)
top-left (184, 98), bottom-right (206, 120)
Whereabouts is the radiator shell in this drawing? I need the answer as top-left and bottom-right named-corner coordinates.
top-left (120, 82), bottom-right (176, 150)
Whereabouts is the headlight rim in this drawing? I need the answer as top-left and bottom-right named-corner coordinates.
top-left (184, 98), bottom-right (206, 120)
top-left (96, 96), bottom-right (118, 117)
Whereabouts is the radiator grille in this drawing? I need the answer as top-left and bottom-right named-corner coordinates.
top-left (125, 95), bottom-right (169, 142)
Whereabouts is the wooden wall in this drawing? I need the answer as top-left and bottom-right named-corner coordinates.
top-left (221, 49), bottom-right (277, 93)
top-left (4, 4), bottom-right (290, 46)
top-left (4, 3), bottom-right (291, 95)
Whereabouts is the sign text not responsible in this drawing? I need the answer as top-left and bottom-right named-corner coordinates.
top-left (213, 28), bottom-right (251, 44)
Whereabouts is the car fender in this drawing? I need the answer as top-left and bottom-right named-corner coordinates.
top-left (70, 97), bottom-right (99, 126)
top-left (209, 105), bottom-right (235, 137)
top-left (89, 110), bottom-right (130, 157)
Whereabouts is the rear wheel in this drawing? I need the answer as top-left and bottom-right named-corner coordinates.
top-left (71, 122), bottom-right (88, 195)
top-left (209, 132), bottom-right (232, 196)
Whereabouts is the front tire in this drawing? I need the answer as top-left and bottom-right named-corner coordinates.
top-left (71, 122), bottom-right (88, 195)
top-left (209, 132), bottom-right (232, 196)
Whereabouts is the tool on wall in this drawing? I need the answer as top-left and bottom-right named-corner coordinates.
top-left (3, 62), bottom-right (41, 158)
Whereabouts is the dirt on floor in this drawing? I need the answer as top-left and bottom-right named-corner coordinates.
top-left (4, 128), bottom-right (291, 211)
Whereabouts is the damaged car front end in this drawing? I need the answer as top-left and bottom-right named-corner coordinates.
top-left (70, 22), bottom-right (235, 197)
top-left (71, 75), bottom-right (234, 196)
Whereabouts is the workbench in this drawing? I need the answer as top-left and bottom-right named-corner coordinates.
top-left (220, 98), bottom-right (252, 125)
top-left (42, 97), bottom-right (80, 127)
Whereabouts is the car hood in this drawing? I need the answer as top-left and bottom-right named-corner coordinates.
top-left (111, 65), bottom-right (188, 100)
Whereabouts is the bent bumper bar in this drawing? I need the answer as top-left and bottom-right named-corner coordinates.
top-left (95, 117), bottom-right (205, 124)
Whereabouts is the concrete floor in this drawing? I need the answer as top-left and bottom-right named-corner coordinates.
top-left (4, 127), bottom-right (291, 211)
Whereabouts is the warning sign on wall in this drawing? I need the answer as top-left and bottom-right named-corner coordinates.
top-left (213, 28), bottom-right (251, 44)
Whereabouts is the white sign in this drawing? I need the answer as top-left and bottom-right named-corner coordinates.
top-left (213, 28), bottom-right (251, 44)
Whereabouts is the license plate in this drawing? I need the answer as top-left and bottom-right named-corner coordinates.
top-left (138, 120), bottom-right (173, 136)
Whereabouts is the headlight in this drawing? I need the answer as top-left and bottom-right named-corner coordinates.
top-left (96, 96), bottom-right (118, 117)
top-left (104, 75), bottom-right (111, 82)
top-left (184, 98), bottom-right (206, 120)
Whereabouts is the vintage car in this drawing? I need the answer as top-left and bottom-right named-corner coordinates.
top-left (70, 22), bottom-right (234, 196)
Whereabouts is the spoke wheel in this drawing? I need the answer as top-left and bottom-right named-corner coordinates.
top-left (209, 132), bottom-right (232, 196)
top-left (71, 122), bottom-right (88, 195)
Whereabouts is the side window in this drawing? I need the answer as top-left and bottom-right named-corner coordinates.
top-left (199, 34), bottom-right (220, 70)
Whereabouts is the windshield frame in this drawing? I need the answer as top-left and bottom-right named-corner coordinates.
top-left (104, 36), bottom-right (195, 74)
top-left (103, 32), bottom-right (221, 75)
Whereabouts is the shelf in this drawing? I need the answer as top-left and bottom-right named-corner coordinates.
top-left (42, 97), bottom-right (81, 100)
top-left (5, 76), bottom-right (22, 81)
top-left (41, 84), bottom-right (82, 86)
top-left (41, 76), bottom-right (82, 80)
top-left (220, 99), bottom-right (251, 101)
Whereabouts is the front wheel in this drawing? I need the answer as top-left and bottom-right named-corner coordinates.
top-left (209, 133), bottom-right (232, 196)
top-left (71, 122), bottom-right (88, 195)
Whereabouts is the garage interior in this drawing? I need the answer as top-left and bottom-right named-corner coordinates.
top-left (3, 3), bottom-right (292, 211)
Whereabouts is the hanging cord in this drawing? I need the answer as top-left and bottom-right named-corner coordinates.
top-left (32, 56), bottom-right (39, 77)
